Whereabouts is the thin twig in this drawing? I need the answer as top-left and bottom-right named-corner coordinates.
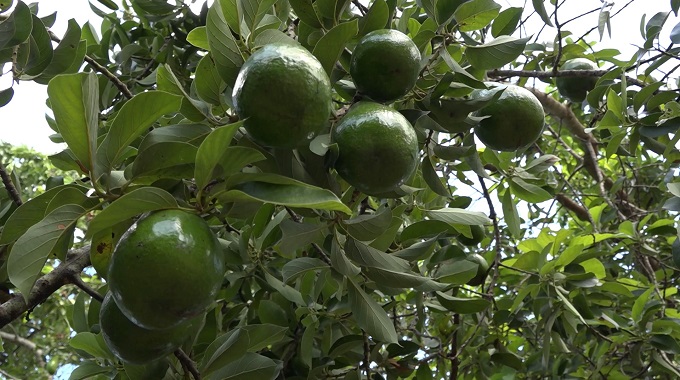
top-left (362, 330), bottom-right (371, 378)
top-left (69, 275), bottom-right (104, 303)
top-left (0, 331), bottom-right (45, 365)
top-left (0, 161), bottom-right (22, 206)
top-left (487, 69), bottom-right (649, 88)
top-left (47, 30), bottom-right (133, 100)
top-left (478, 176), bottom-right (501, 296)
top-left (174, 349), bottom-right (201, 380)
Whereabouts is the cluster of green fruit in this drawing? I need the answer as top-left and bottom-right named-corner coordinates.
top-left (232, 29), bottom-right (421, 197)
top-left (99, 210), bottom-right (224, 364)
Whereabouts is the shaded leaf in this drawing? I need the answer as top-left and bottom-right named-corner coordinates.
top-left (207, 0), bottom-right (245, 86)
top-left (347, 277), bottom-right (398, 343)
top-left (204, 352), bottom-right (279, 380)
top-left (282, 257), bottom-right (328, 283)
top-left (85, 187), bottom-right (178, 239)
top-left (312, 19), bottom-right (358, 77)
top-left (466, 35), bottom-right (530, 70)
top-left (454, 0), bottom-right (501, 32)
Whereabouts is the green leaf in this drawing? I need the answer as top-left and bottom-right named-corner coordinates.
top-left (195, 54), bottom-right (227, 105)
top-left (343, 205), bottom-right (393, 241)
top-left (96, 0), bottom-right (119, 10)
top-left (0, 185), bottom-right (88, 244)
top-left (276, 220), bottom-right (326, 258)
top-left (347, 277), bottom-right (398, 343)
top-left (69, 361), bottom-right (110, 380)
top-left (330, 236), bottom-right (361, 276)
top-left (253, 29), bottom-right (298, 48)
top-left (436, 259), bottom-right (478, 284)
top-left (36, 19), bottom-right (82, 81)
top-left (0, 1), bottom-right (32, 50)
top-left (289, 0), bottom-right (322, 28)
top-left (531, 0), bottom-right (553, 27)
top-left (435, 292), bottom-right (490, 313)
top-left (85, 187), bottom-right (178, 239)
top-left (359, 0), bottom-right (388, 36)
top-left (509, 178), bottom-right (552, 203)
top-left (220, 173), bottom-right (352, 214)
top-left (399, 219), bottom-right (458, 242)
top-left (131, 141), bottom-right (197, 180)
top-left (47, 73), bottom-right (99, 172)
top-left (195, 122), bottom-right (266, 195)
top-left (501, 190), bottom-right (521, 238)
top-left (422, 156), bottom-right (451, 198)
top-left (71, 292), bottom-right (89, 333)
top-left (491, 6), bottom-right (522, 37)
top-left (187, 26), bottom-right (210, 50)
top-left (263, 270), bottom-right (305, 304)
top-left (282, 257), bottom-right (328, 283)
top-left (204, 352), bottom-right (279, 380)
top-left (96, 91), bottom-right (182, 174)
top-left (200, 329), bottom-right (251, 376)
top-left (8, 204), bottom-right (86, 299)
top-left (392, 237), bottom-right (438, 261)
top-left (138, 124), bottom-right (212, 150)
top-left (21, 15), bottom-right (53, 76)
top-left (453, 0), bottom-right (501, 32)
top-left (0, 87), bottom-right (13, 108)
top-left (69, 332), bottom-right (113, 360)
top-left (465, 35), bottom-right (530, 70)
top-left (632, 287), bottom-right (654, 323)
top-left (312, 19), bottom-right (358, 77)
top-left (207, 0), bottom-right (244, 87)
top-left (427, 207), bottom-right (491, 226)
top-left (241, 324), bottom-right (288, 352)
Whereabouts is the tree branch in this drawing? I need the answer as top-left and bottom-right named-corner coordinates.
top-left (70, 275), bottom-right (104, 303)
top-left (174, 349), bottom-right (201, 380)
top-left (47, 31), bottom-right (134, 100)
top-left (0, 330), bottom-right (45, 365)
top-left (0, 160), bottom-right (22, 206)
top-left (555, 193), bottom-right (591, 221)
top-left (487, 69), bottom-right (649, 88)
top-left (0, 246), bottom-right (91, 329)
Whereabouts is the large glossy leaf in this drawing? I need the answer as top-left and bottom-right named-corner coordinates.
top-left (0, 1), bottom-right (32, 50)
top-left (204, 352), bottom-right (279, 380)
top-left (347, 278), bottom-right (398, 343)
top-left (85, 187), bottom-right (178, 239)
top-left (131, 141), bottom-right (198, 180)
top-left (343, 205), bottom-right (393, 241)
top-left (200, 329), bottom-right (251, 376)
top-left (220, 173), bottom-right (352, 214)
top-left (47, 73), bottom-right (99, 172)
top-left (96, 91), bottom-right (182, 175)
top-left (8, 204), bottom-right (87, 299)
top-left (358, 0), bottom-right (388, 36)
top-left (312, 19), bottom-right (358, 77)
top-left (289, 0), bottom-right (322, 28)
top-left (465, 35), bottom-right (530, 70)
top-left (207, 0), bottom-right (244, 87)
top-left (36, 19), bottom-right (82, 82)
top-left (282, 257), bottom-right (329, 283)
top-left (241, 324), bottom-right (288, 352)
top-left (276, 220), bottom-right (326, 258)
top-left (491, 6), bottom-right (522, 37)
top-left (194, 122), bottom-right (266, 195)
top-left (509, 177), bottom-right (552, 203)
top-left (195, 54), bottom-right (227, 105)
top-left (453, 0), bottom-right (500, 32)
top-left (0, 185), bottom-right (90, 244)
top-left (426, 208), bottom-right (491, 226)
top-left (21, 15), bottom-right (53, 76)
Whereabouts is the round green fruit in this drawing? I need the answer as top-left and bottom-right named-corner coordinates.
top-left (232, 43), bottom-right (332, 148)
top-left (465, 253), bottom-right (489, 286)
top-left (457, 225), bottom-right (486, 246)
top-left (100, 293), bottom-right (194, 364)
top-left (332, 102), bottom-right (419, 196)
top-left (473, 83), bottom-right (545, 152)
top-left (555, 58), bottom-right (599, 102)
top-left (350, 29), bottom-right (421, 102)
top-left (108, 209), bottom-right (224, 330)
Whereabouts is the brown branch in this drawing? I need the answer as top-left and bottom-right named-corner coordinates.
top-left (0, 330), bottom-right (45, 365)
top-left (47, 31), bottom-right (133, 100)
top-left (174, 349), bottom-right (201, 380)
top-left (0, 246), bottom-right (91, 329)
top-left (70, 275), bottom-right (104, 303)
top-left (0, 161), bottom-right (22, 206)
top-left (487, 69), bottom-right (649, 88)
top-left (478, 176), bottom-right (500, 297)
top-left (555, 193), bottom-right (591, 221)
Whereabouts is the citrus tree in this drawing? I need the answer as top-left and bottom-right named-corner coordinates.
top-left (1, 0), bottom-right (680, 378)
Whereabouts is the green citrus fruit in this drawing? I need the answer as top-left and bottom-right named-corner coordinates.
top-left (108, 209), bottom-right (224, 330)
top-left (100, 293), bottom-right (194, 364)
top-left (350, 29), bottom-right (421, 102)
top-left (232, 43), bottom-right (332, 148)
top-left (555, 58), bottom-right (599, 102)
top-left (465, 253), bottom-right (489, 286)
top-left (473, 83), bottom-right (545, 152)
top-left (457, 225), bottom-right (486, 246)
top-left (332, 102), bottom-right (419, 196)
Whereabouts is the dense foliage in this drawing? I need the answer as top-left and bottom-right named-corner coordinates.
top-left (1, 0), bottom-right (680, 379)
